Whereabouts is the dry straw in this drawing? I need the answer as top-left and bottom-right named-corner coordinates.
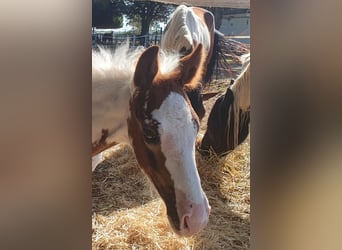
top-left (92, 138), bottom-right (250, 249)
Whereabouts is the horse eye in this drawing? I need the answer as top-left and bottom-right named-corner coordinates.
top-left (180, 47), bottom-right (192, 56)
top-left (143, 127), bottom-right (160, 144)
top-left (180, 46), bottom-right (187, 54)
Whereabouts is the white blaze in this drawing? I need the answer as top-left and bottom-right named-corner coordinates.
top-left (151, 92), bottom-right (203, 203)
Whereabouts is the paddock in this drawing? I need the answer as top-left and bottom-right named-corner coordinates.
top-left (92, 76), bottom-right (250, 249)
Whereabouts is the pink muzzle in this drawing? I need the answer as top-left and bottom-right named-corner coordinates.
top-left (173, 189), bottom-right (211, 236)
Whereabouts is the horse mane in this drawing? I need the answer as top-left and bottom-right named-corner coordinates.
top-left (158, 49), bottom-right (181, 76)
top-left (228, 56), bottom-right (251, 148)
top-left (92, 44), bottom-right (146, 146)
top-left (92, 43), bottom-right (145, 92)
top-left (205, 32), bottom-right (251, 85)
top-left (240, 53), bottom-right (251, 71)
top-left (161, 5), bottom-right (192, 53)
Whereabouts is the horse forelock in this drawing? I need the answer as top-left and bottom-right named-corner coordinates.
top-left (158, 49), bottom-right (181, 75)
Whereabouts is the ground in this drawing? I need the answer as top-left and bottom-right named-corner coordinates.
top-left (92, 78), bottom-right (250, 250)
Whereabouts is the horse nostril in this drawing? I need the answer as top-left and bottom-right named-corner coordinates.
top-left (183, 215), bottom-right (190, 231)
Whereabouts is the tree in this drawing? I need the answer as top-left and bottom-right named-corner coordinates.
top-left (92, 0), bottom-right (125, 28)
top-left (124, 1), bottom-right (175, 36)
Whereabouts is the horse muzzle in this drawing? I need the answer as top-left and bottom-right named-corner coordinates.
top-left (169, 189), bottom-right (211, 237)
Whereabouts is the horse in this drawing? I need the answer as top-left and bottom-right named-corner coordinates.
top-left (92, 43), bottom-right (210, 236)
top-left (161, 4), bottom-right (237, 120)
top-left (200, 54), bottom-right (250, 155)
top-left (161, 5), bottom-right (214, 83)
top-left (161, 5), bottom-right (237, 85)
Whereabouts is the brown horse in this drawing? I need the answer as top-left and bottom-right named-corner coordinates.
top-left (92, 43), bottom-right (210, 236)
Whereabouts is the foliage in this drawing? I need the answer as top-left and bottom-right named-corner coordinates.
top-left (92, 0), bottom-right (175, 43)
top-left (92, 0), bottom-right (126, 28)
top-left (123, 0), bottom-right (175, 36)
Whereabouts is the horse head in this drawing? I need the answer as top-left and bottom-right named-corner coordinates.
top-left (127, 44), bottom-right (210, 236)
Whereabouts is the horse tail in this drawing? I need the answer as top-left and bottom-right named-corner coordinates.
top-left (204, 30), bottom-right (250, 86)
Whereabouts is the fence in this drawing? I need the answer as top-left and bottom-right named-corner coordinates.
top-left (92, 34), bottom-right (249, 50)
top-left (92, 31), bottom-right (163, 50)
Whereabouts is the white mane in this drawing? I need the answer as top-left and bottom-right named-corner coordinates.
top-left (240, 53), bottom-right (250, 72)
top-left (161, 5), bottom-right (211, 53)
top-left (231, 53), bottom-right (250, 112)
top-left (92, 43), bottom-right (144, 93)
top-left (92, 44), bottom-right (144, 145)
top-left (158, 50), bottom-right (181, 75)
top-left (228, 54), bottom-right (251, 147)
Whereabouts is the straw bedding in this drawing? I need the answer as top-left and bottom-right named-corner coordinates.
top-left (92, 80), bottom-right (250, 249)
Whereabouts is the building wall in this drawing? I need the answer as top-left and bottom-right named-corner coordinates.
top-left (219, 13), bottom-right (250, 43)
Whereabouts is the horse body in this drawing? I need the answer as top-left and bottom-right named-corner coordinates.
top-left (200, 54), bottom-right (251, 155)
top-left (92, 44), bottom-right (210, 236)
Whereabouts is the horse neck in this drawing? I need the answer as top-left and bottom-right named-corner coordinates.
top-left (92, 76), bottom-right (132, 144)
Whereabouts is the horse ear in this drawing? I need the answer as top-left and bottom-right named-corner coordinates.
top-left (134, 46), bottom-right (159, 89)
top-left (179, 44), bottom-right (205, 88)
